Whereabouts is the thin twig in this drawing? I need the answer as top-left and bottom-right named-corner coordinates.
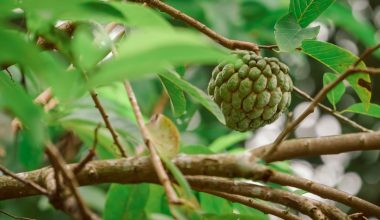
top-left (0, 210), bottom-right (36, 220)
top-left (0, 164), bottom-right (48, 196)
top-left (293, 86), bottom-right (372, 132)
top-left (141, 0), bottom-right (259, 53)
top-left (354, 44), bottom-right (380, 66)
top-left (263, 45), bottom-right (380, 159)
top-left (45, 144), bottom-right (97, 220)
top-left (203, 190), bottom-right (302, 220)
top-left (90, 91), bottom-right (127, 158)
top-left (124, 81), bottom-right (181, 204)
top-left (73, 124), bottom-right (101, 174)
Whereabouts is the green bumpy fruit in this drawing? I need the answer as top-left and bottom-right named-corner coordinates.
top-left (208, 50), bottom-right (293, 132)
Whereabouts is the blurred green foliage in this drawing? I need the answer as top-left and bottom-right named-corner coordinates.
top-left (0, 0), bottom-right (379, 219)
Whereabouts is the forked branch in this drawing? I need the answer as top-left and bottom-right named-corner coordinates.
top-left (264, 44), bottom-right (380, 159)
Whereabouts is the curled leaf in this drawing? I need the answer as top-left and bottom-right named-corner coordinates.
top-left (146, 114), bottom-right (180, 158)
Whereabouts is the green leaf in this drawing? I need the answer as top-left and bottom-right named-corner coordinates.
top-left (274, 13), bottom-right (319, 52)
top-left (200, 193), bottom-right (232, 214)
top-left (323, 72), bottom-right (345, 109)
top-left (233, 203), bottom-right (269, 220)
top-left (89, 29), bottom-right (228, 88)
top-left (104, 184), bottom-right (150, 220)
top-left (0, 29), bottom-right (85, 102)
top-left (18, 129), bottom-right (44, 170)
top-left (0, 72), bottom-right (45, 169)
top-left (0, 0), bottom-right (17, 24)
top-left (71, 23), bottom-right (113, 71)
top-left (159, 71), bottom-right (225, 124)
top-left (209, 132), bottom-right (251, 153)
top-left (289, 0), bottom-right (335, 27)
top-left (180, 145), bottom-right (213, 155)
top-left (145, 184), bottom-right (165, 214)
top-left (323, 3), bottom-right (380, 58)
top-left (22, 0), bottom-right (126, 25)
top-left (79, 186), bottom-right (106, 213)
top-left (301, 40), bottom-right (371, 106)
top-left (110, 2), bottom-right (172, 29)
top-left (159, 76), bottom-right (186, 117)
top-left (343, 103), bottom-right (380, 119)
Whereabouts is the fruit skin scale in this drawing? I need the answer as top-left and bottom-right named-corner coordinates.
top-left (208, 50), bottom-right (293, 132)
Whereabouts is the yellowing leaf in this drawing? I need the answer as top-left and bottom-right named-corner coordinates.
top-left (146, 114), bottom-right (180, 158)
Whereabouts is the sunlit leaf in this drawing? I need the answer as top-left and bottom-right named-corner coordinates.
top-left (104, 184), bottom-right (150, 220)
top-left (145, 115), bottom-right (199, 214)
top-left (289, 0), bottom-right (335, 27)
top-left (343, 103), bottom-right (380, 119)
top-left (301, 40), bottom-right (371, 107)
top-left (146, 114), bottom-right (180, 158)
top-left (323, 72), bottom-right (345, 109)
top-left (274, 13), bottom-right (319, 52)
top-left (159, 71), bottom-right (225, 124)
top-left (89, 29), bottom-right (228, 88)
top-left (159, 76), bottom-right (187, 117)
top-left (209, 132), bottom-right (251, 153)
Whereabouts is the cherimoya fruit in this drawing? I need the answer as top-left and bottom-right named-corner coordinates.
top-left (208, 50), bottom-right (293, 132)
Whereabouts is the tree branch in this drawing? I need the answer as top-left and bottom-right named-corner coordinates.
top-left (0, 165), bottom-right (48, 196)
top-left (264, 44), bottom-right (380, 158)
top-left (140, 0), bottom-right (259, 53)
top-left (0, 210), bottom-right (36, 220)
top-left (90, 91), bottom-right (127, 158)
top-left (202, 190), bottom-right (302, 220)
top-left (250, 131), bottom-right (380, 162)
top-left (45, 144), bottom-right (98, 220)
top-left (189, 176), bottom-right (347, 220)
top-left (1, 151), bottom-right (379, 217)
